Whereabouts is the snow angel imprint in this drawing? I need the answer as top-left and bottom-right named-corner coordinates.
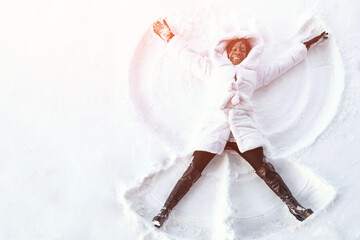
top-left (151, 18), bottom-right (329, 228)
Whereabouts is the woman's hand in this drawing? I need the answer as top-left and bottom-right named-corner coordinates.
top-left (152, 18), bottom-right (174, 43)
top-left (303, 31), bottom-right (329, 50)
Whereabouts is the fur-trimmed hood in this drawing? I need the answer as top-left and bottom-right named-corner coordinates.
top-left (210, 30), bottom-right (265, 70)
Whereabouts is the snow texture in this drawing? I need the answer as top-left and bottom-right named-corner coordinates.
top-left (124, 10), bottom-right (339, 240)
top-left (1, 0), bottom-right (360, 240)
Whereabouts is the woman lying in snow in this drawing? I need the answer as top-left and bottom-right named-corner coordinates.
top-left (151, 18), bottom-right (328, 228)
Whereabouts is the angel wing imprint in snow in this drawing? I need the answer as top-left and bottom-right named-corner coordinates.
top-left (124, 18), bottom-right (342, 239)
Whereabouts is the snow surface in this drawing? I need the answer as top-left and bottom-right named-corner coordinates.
top-left (0, 0), bottom-right (360, 240)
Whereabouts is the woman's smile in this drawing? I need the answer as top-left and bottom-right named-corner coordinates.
top-left (228, 40), bottom-right (250, 65)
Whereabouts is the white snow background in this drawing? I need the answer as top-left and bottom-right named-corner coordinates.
top-left (0, 0), bottom-right (360, 240)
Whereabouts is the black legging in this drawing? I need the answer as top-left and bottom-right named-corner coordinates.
top-left (191, 142), bottom-right (265, 173)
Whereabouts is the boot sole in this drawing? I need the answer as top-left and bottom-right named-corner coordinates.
top-left (292, 208), bottom-right (314, 221)
top-left (152, 219), bottom-right (161, 228)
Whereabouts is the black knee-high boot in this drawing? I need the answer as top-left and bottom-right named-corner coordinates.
top-left (152, 162), bottom-right (201, 228)
top-left (256, 161), bottom-right (314, 221)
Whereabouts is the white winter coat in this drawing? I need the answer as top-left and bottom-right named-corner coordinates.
top-left (167, 31), bottom-right (307, 154)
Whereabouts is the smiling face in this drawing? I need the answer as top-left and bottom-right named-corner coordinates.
top-left (227, 39), bottom-right (251, 65)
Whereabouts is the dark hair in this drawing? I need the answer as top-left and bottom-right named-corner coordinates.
top-left (226, 38), bottom-right (251, 57)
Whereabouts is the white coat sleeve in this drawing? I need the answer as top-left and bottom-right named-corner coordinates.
top-left (167, 36), bottom-right (211, 80)
top-left (256, 43), bottom-right (307, 89)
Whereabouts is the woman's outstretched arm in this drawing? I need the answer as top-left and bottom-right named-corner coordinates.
top-left (152, 18), bottom-right (211, 80)
top-left (256, 31), bottom-right (329, 89)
